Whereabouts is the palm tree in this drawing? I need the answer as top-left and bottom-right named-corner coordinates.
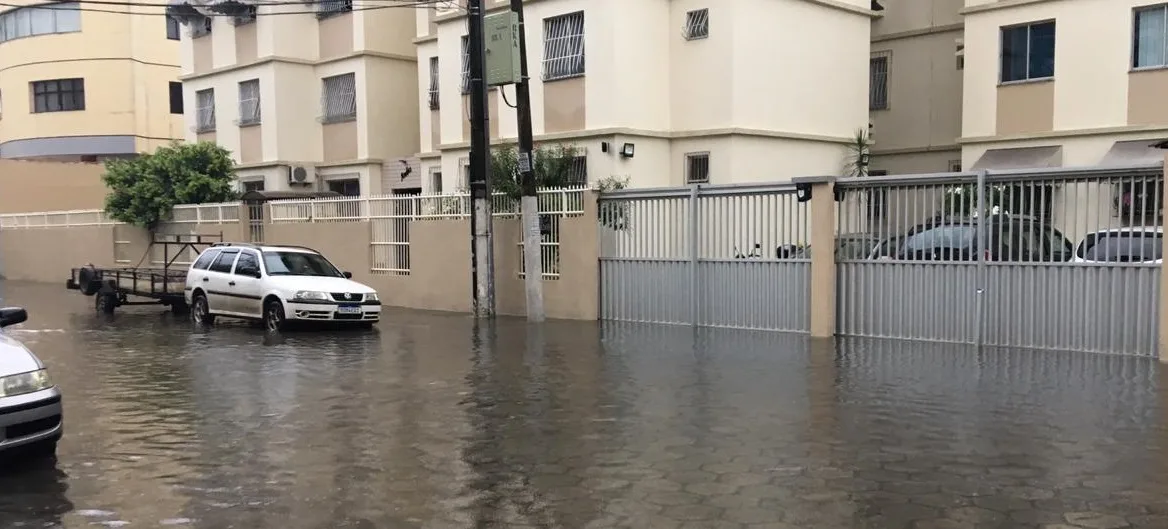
top-left (843, 127), bottom-right (871, 178)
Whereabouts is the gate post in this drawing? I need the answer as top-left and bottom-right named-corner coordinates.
top-left (794, 176), bottom-right (837, 339)
top-left (1159, 149), bottom-right (1168, 361)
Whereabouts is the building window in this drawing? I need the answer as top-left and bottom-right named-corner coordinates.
top-left (428, 57), bottom-right (440, 110)
top-left (238, 79), bottom-right (261, 125)
top-left (430, 169), bottom-right (443, 194)
top-left (31, 78), bottom-right (84, 113)
top-left (1000, 21), bottom-right (1055, 82)
top-left (1134, 5), bottom-right (1168, 68)
top-left (317, 0), bottom-right (352, 19)
top-left (321, 73), bottom-right (356, 123)
top-left (460, 36), bottom-right (471, 94)
top-left (948, 160), bottom-right (962, 172)
top-left (242, 180), bottom-right (265, 192)
top-left (956, 39), bottom-right (965, 70)
top-left (166, 15), bottom-right (180, 40)
top-left (870, 51), bottom-right (890, 110)
top-left (191, 16), bottom-right (212, 38)
top-left (685, 153), bottom-right (710, 184)
top-left (0, 2), bottom-right (80, 43)
top-left (168, 82), bottom-right (183, 114)
top-left (683, 9), bottom-right (708, 40)
top-left (195, 88), bottom-right (215, 132)
top-left (542, 11), bottom-right (585, 81)
top-left (328, 178), bottom-right (360, 196)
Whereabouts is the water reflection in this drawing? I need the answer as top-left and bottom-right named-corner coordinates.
top-left (0, 281), bottom-right (1166, 528)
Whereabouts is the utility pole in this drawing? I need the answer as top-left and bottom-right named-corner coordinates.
top-left (509, 0), bottom-right (543, 322)
top-left (467, 0), bottom-right (495, 318)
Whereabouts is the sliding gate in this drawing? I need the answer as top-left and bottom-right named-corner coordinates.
top-left (598, 183), bottom-right (810, 332)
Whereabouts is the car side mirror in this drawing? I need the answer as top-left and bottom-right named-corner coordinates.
top-left (343, 271), bottom-right (353, 279)
top-left (0, 307), bottom-right (28, 328)
top-left (252, 270), bottom-right (263, 279)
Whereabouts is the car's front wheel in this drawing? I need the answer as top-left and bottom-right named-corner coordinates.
top-left (263, 299), bottom-right (286, 333)
top-left (191, 293), bottom-right (215, 326)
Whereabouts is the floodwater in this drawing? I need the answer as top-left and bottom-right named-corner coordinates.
top-left (1, 281), bottom-right (1168, 528)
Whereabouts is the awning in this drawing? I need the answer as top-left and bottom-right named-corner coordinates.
top-left (970, 146), bottom-right (1062, 171)
top-left (1098, 139), bottom-right (1168, 167)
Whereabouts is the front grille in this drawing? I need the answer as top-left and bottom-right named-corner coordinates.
top-left (6, 414), bottom-right (61, 439)
top-left (329, 293), bottom-right (364, 302)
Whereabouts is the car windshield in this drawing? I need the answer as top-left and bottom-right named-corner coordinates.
top-left (902, 225), bottom-right (976, 252)
top-left (1077, 232), bottom-right (1163, 262)
top-left (262, 251), bottom-right (343, 277)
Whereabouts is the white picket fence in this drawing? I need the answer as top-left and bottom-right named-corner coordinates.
top-left (267, 187), bottom-right (588, 276)
top-left (0, 209), bottom-right (119, 229)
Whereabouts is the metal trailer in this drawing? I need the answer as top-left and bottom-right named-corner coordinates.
top-left (65, 233), bottom-right (222, 315)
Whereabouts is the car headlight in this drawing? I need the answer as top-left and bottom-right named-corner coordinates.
top-left (293, 291), bottom-right (330, 302)
top-left (0, 369), bottom-right (53, 398)
top-left (366, 292), bottom-right (379, 302)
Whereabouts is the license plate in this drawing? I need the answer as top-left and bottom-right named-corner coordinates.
top-left (336, 305), bottom-right (362, 314)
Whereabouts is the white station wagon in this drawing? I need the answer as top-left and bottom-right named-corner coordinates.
top-left (184, 243), bottom-right (381, 331)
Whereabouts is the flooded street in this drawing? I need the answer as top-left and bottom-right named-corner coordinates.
top-left (2, 281), bottom-right (1168, 528)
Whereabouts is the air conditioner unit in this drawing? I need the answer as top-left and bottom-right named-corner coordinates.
top-left (287, 165), bottom-right (317, 186)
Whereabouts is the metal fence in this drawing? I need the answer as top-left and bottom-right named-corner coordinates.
top-left (598, 183), bottom-right (810, 331)
top-left (835, 164), bottom-right (1164, 356)
top-left (267, 187), bottom-right (588, 277)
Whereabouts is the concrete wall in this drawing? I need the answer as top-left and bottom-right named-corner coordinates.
top-left (0, 159), bottom-right (107, 213)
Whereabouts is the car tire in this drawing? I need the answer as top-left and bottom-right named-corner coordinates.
top-left (95, 293), bottom-right (116, 314)
top-left (263, 299), bottom-right (286, 333)
top-left (191, 293), bottom-right (215, 326)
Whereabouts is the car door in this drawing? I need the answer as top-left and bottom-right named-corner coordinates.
top-left (203, 249), bottom-right (239, 313)
top-left (229, 250), bottom-right (264, 317)
top-left (186, 248), bottom-right (221, 298)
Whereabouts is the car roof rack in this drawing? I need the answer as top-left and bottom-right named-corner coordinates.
top-left (210, 242), bottom-right (323, 253)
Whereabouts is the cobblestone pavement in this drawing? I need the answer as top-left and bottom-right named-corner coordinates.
top-left (1, 281), bottom-right (1167, 528)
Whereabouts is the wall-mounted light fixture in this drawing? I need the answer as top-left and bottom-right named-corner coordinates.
top-left (860, 153), bottom-right (870, 167)
top-left (620, 143), bottom-right (635, 158)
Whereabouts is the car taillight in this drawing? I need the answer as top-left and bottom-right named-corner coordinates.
top-left (983, 249), bottom-right (993, 262)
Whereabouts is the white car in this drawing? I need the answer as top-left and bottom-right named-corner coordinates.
top-left (184, 243), bottom-right (381, 331)
top-left (0, 307), bottom-right (63, 458)
top-left (1071, 227), bottom-right (1163, 264)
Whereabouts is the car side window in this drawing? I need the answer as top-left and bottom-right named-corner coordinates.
top-left (192, 250), bottom-right (220, 270)
top-left (208, 250), bottom-right (238, 273)
top-left (234, 251), bottom-right (260, 276)
top-left (1044, 227), bottom-right (1073, 261)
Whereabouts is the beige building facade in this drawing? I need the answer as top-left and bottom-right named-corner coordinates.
top-left (414, 0), bottom-right (876, 191)
top-left (171, 0), bottom-right (420, 195)
top-left (960, 0), bottom-right (1168, 170)
top-left (0, 0), bottom-right (182, 161)
top-left (868, 0), bottom-right (966, 175)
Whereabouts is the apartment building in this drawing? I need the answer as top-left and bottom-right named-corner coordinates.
top-left (170, 0), bottom-right (419, 196)
top-left (414, 0), bottom-right (874, 192)
top-left (868, 0), bottom-right (965, 175)
top-left (0, 0), bottom-right (182, 161)
top-left (961, 0), bottom-right (1168, 170)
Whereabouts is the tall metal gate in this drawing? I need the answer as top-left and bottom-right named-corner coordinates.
top-left (598, 183), bottom-right (810, 332)
top-left (835, 165), bottom-right (1163, 356)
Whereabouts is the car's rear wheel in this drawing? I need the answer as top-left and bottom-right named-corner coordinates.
top-left (95, 293), bottom-right (116, 314)
top-left (263, 299), bottom-right (286, 333)
top-left (191, 293), bottom-right (214, 325)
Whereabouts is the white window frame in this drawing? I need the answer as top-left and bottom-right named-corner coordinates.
top-left (428, 57), bottom-right (440, 110)
top-left (1133, 4), bottom-right (1168, 69)
top-left (460, 36), bottom-right (471, 95)
top-left (321, 73), bottom-right (357, 123)
top-left (683, 9), bottom-right (709, 41)
top-left (999, 20), bottom-right (1056, 83)
top-left (685, 152), bottom-right (710, 184)
top-left (0, 2), bottom-right (80, 43)
top-left (195, 88), bottom-right (215, 132)
top-left (429, 167), bottom-right (443, 194)
top-left (870, 51), bottom-right (890, 111)
top-left (542, 11), bottom-right (585, 81)
top-left (238, 79), bottom-right (260, 126)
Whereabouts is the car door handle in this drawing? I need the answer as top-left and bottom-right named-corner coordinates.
top-left (202, 277), bottom-right (209, 282)
top-left (228, 281), bottom-right (236, 286)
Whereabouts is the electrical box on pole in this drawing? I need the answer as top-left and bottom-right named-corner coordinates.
top-left (484, 11), bottom-right (522, 87)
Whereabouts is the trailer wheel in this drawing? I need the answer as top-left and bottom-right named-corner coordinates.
top-left (77, 267), bottom-right (100, 296)
top-left (95, 292), bottom-right (117, 314)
